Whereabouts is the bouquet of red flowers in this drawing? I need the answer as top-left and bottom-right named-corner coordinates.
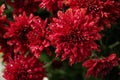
top-left (0, 0), bottom-right (120, 80)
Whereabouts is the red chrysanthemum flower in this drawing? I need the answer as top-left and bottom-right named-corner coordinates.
top-left (82, 53), bottom-right (119, 78)
top-left (3, 55), bottom-right (45, 80)
top-left (6, 0), bottom-right (41, 14)
top-left (67, 0), bottom-right (120, 28)
top-left (40, 0), bottom-right (67, 13)
top-left (48, 8), bottom-right (102, 65)
top-left (4, 13), bottom-right (49, 58)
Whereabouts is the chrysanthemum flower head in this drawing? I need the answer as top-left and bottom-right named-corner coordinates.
top-left (3, 54), bottom-right (45, 80)
top-left (67, 0), bottom-right (120, 28)
top-left (48, 8), bottom-right (102, 65)
top-left (4, 13), bottom-right (49, 58)
top-left (82, 53), bottom-right (119, 78)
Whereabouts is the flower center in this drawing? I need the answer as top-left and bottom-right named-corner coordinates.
top-left (62, 29), bottom-right (86, 44)
top-left (16, 26), bottom-right (31, 43)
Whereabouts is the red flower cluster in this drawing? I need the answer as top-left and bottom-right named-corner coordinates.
top-left (0, 4), bottom-right (46, 80)
top-left (0, 0), bottom-right (120, 79)
top-left (67, 0), bottom-right (120, 28)
top-left (83, 54), bottom-right (119, 78)
top-left (4, 13), bottom-right (49, 58)
top-left (48, 8), bottom-right (102, 65)
top-left (3, 55), bottom-right (45, 80)
top-left (6, 0), bottom-right (41, 14)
